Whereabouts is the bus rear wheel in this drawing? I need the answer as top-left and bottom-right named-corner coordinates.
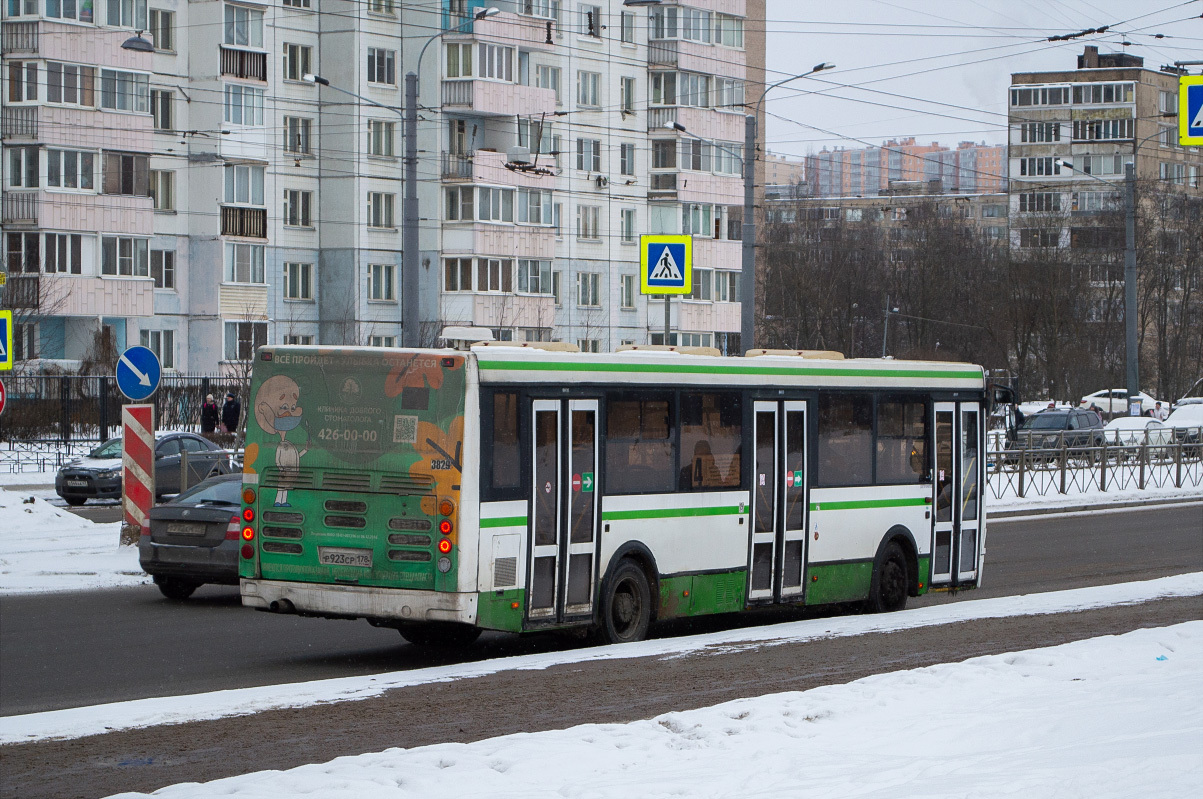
top-left (396, 622), bottom-right (481, 649)
top-left (599, 560), bottom-right (652, 644)
top-left (867, 542), bottom-right (908, 613)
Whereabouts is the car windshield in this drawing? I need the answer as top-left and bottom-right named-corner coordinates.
top-left (170, 478), bottom-right (240, 506)
top-left (88, 439), bottom-right (123, 458)
top-left (1021, 414), bottom-right (1068, 430)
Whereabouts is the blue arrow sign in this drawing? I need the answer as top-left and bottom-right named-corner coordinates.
top-left (116, 345), bottom-right (162, 401)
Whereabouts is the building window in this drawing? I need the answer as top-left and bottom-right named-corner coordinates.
top-left (517, 259), bottom-right (553, 294)
top-left (369, 335), bottom-right (396, 347)
top-left (1019, 122), bottom-right (1060, 143)
top-left (578, 3), bottom-right (601, 36)
top-left (284, 116), bottom-right (312, 154)
top-left (445, 42), bottom-right (474, 77)
top-left (365, 192), bottom-right (395, 229)
top-left (619, 76), bottom-right (636, 114)
top-left (477, 258), bottom-right (512, 292)
top-left (477, 43), bottom-right (514, 81)
top-left (283, 189), bottom-right (313, 227)
top-left (367, 120), bottom-right (395, 157)
top-left (102, 236), bottom-right (150, 276)
top-left (148, 169), bottom-right (174, 210)
top-left (1009, 86), bottom-right (1070, 107)
top-left (368, 263), bottom-right (396, 301)
top-left (1018, 228), bottom-right (1059, 248)
top-left (46, 62), bottom-right (96, 107)
top-left (47, 0), bottom-right (94, 21)
top-left (1072, 118), bottom-right (1133, 142)
top-left (149, 8), bottom-right (174, 50)
top-left (715, 14), bottom-right (744, 48)
top-left (367, 48), bottom-right (396, 85)
top-left (100, 69), bottom-right (150, 112)
top-left (620, 11), bottom-right (635, 43)
top-left (576, 271), bottom-right (601, 307)
top-left (445, 186), bottom-right (475, 221)
top-left (576, 70), bottom-right (601, 107)
top-left (537, 64), bottom-right (562, 104)
top-left (681, 139), bottom-right (712, 172)
top-left (368, 0), bottom-right (395, 15)
top-left (7, 61), bottom-right (38, 102)
top-left (576, 138), bottom-right (601, 172)
top-left (650, 72), bottom-right (675, 106)
top-left (553, 202), bottom-right (563, 237)
top-left (577, 205), bottom-right (600, 240)
top-left (12, 322), bottom-right (37, 361)
top-left (619, 143), bottom-right (635, 176)
top-left (1071, 82), bottom-right (1135, 105)
top-left (283, 43), bottom-right (313, 82)
top-left (1018, 192), bottom-right (1060, 213)
top-left (651, 5), bottom-right (678, 38)
top-left (716, 77), bottom-right (744, 109)
top-left (577, 338), bottom-right (600, 353)
top-left (224, 321), bottom-right (267, 361)
top-left (150, 89), bottom-right (173, 131)
top-left (223, 4), bottom-right (263, 47)
top-left (224, 163), bottom-right (265, 205)
top-left (682, 7), bottom-right (711, 42)
top-left (151, 249), bottom-right (175, 288)
top-left (679, 72), bottom-right (711, 108)
top-left (43, 233), bottom-right (84, 275)
top-left (478, 187), bottom-right (515, 222)
top-left (223, 84), bottom-right (265, 125)
top-left (444, 257), bottom-right (474, 292)
top-left (517, 188), bottom-right (552, 225)
top-left (621, 274), bottom-right (636, 308)
top-left (140, 329), bottom-right (175, 369)
top-left (1018, 157), bottom-right (1061, 177)
top-left (620, 208), bottom-right (636, 243)
top-left (284, 334), bottom-right (314, 344)
top-left (6, 232), bottom-right (39, 273)
top-left (225, 242), bottom-right (265, 283)
top-left (108, 0), bottom-right (147, 29)
top-left (6, 147), bottom-right (39, 188)
top-left (102, 152), bottom-right (149, 196)
top-left (688, 268), bottom-right (712, 301)
top-left (283, 262), bottom-right (313, 300)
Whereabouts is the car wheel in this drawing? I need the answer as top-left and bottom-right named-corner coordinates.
top-left (867, 542), bottom-right (908, 613)
top-left (63, 496), bottom-right (87, 506)
top-left (598, 559), bottom-right (652, 644)
top-left (155, 576), bottom-right (199, 601)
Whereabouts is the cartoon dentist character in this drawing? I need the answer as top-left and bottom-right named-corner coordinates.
top-left (254, 375), bottom-right (308, 507)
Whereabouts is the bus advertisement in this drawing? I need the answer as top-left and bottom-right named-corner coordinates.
top-left (239, 345), bottom-right (990, 647)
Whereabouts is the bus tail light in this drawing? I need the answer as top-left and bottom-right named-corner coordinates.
top-left (438, 538), bottom-right (452, 554)
top-left (226, 515), bottom-right (241, 541)
top-left (242, 507), bottom-right (255, 522)
top-left (242, 525), bottom-right (255, 541)
top-left (439, 518), bottom-right (453, 535)
top-left (439, 499), bottom-right (455, 517)
top-left (241, 544), bottom-right (255, 559)
top-left (242, 488), bottom-right (257, 505)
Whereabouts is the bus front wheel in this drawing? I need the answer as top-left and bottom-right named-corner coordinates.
top-left (867, 542), bottom-right (908, 613)
top-left (396, 622), bottom-right (482, 649)
top-left (599, 560), bottom-right (652, 644)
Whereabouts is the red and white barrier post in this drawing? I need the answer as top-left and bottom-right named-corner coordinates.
top-left (121, 404), bottom-right (155, 540)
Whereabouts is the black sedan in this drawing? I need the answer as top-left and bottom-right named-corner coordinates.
top-left (139, 473), bottom-right (244, 600)
top-left (56, 433), bottom-right (232, 506)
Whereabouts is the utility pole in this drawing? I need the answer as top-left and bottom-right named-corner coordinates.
top-left (1123, 162), bottom-right (1138, 415)
top-left (402, 72), bottom-right (420, 348)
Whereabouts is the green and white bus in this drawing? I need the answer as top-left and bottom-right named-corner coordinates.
top-left (239, 344), bottom-right (992, 645)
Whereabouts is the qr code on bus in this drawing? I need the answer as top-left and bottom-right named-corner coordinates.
top-left (392, 415), bottom-right (418, 444)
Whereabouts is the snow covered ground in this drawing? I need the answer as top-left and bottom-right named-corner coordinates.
top-left (94, 620), bottom-right (1202, 798)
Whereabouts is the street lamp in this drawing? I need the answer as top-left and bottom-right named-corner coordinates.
top-left (1055, 156), bottom-right (1138, 415)
top-left (304, 7), bottom-right (500, 349)
top-left (120, 31), bottom-right (155, 52)
top-left (668, 62), bottom-right (834, 353)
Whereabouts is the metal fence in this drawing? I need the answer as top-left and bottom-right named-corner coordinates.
top-left (0, 374), bottom-right (249, 471)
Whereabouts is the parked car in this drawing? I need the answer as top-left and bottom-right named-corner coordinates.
top-left (1016, 409), bottom-right (1105, 456)
top-left (139, 474), bottom-right (243, 599)
top-left (1102, 417), bottom-right (1174, 457)
top-left (55, 432), bottom-right (233, 506)
top-left (1079, 389), bottom-right (1161, 416)
top-left (1173, 378), bottom-right (1203, 410)
top-left (1164, 404), bottom-right (1203, 445)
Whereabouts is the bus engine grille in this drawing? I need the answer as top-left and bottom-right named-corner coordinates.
top-left (262, 468), bottom-right (316, 489)
top-left (379, 474), bottom-right (434, 494)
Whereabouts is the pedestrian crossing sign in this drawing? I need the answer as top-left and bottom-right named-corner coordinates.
top-left (0, 310), bottom-right (12, 371)
top-left (1181, 75), bottom-right (1203, 146)
top-left (640, 234), bottom-right (692, 295)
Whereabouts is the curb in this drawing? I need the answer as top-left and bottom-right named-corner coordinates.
top-left (988, 494), bottom-right (1203, 519)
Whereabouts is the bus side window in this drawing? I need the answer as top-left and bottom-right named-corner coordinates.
top-left (605, 392), bottom-right (677, 494)
top-left (679, 392), bottom-right (742, 491)
top-left (876, 396), bottom-right (928, 484)
top-left (490, 392), bottom-right (521, 492)
top-left (817, 393), bottom-right (874, 487)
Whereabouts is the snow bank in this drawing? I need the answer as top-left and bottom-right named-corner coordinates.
top-left (104, 621), bottom-right (1203, 798)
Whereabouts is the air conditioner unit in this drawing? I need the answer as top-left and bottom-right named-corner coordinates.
top-left (507, 146), bottom-right (531, 165)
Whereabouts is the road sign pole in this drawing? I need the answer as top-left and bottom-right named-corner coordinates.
top-left (664, 296), bottom-right (670, 344)
top-left (121, 404), bottom-right (155, 545)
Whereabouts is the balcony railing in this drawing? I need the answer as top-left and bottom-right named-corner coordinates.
top-left (441, 151), bottom-right (474, 179)
top-left (1, 21), bottom-right (38, 53)
top-left (441, 79), bottom-right (473, 106)
top-left (649, 173), bottom-right (678, 197)
top-left (647, 107), bottom-right (678, 131)
top-left (221, 206), bottom-right (267, 238)
top-left (1, 106), bottom-right (38, 139)
top-left (220, 46), bottom-right (268, 81)
top-left (2, 191), bottom-right (39, 224)
top-left (648, 39), bottom-right (678, 66)
top-left (5, 275), bottom-right (41, 310)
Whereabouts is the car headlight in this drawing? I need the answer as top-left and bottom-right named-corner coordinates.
top-left (99, 469), bottom-right (121, 479)
top-left (1042, 436), bottom-right (1058, 447)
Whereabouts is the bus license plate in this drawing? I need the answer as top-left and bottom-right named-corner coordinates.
top-left (319, 547), bottom-right (372, 568)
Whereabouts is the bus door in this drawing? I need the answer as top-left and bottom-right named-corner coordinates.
top-left (931, 402), bottom-right (981, 586)
top-left (749, 400), bottom-right (808, 603)
top-left (529, 399), bottom-right (600, 624)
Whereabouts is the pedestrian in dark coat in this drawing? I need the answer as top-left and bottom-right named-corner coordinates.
top-left (200, 394), bottom-right (220, 434)
top-left (221, 392), bottom-right (242, 433)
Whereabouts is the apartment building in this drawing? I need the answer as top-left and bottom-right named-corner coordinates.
top-left (804, 138), bottom-right (1006, 198)
top-left (2, 0), bottom-right (765, 371)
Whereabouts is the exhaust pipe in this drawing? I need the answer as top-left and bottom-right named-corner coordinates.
top-left (269, 599), bottom-right (295, 613)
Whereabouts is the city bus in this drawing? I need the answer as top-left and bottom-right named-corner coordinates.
top-left (239, 344), bottom-right (995, 646)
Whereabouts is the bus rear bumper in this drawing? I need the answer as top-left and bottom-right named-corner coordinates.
top-left (241, 579), bottom-right (478, 625)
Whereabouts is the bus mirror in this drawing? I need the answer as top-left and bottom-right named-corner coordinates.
top-left (989, 385), bottom-right (1016, 408)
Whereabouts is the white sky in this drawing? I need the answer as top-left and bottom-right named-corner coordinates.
top-left (764, 0), bottom-right (1203, 157)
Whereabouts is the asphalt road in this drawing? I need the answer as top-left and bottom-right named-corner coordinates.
top-left (2, 502), bottom-right (1200, 718)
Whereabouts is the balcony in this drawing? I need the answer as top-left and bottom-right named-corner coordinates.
top-left (649, 106), bottom-right (745, 143)
top-left (647, 37), bottom-right (746, 75)
top-left (442, 152), bottom-right (474, 180)
top-left (220, 47), bottom-right (268, 81)
top-left (1, 106), bottom-right (38, 139)
top-left (1, 21), bottom-right (38, 53)
top-left (221, 206), bottom-right (267, 238)
top-left (4, 275), bottom-right (41, 310)
top-left (649, 172), bottom-right (678, 199)
top-left (441, 149), bottom-right (553, 188)
top-left (2, 191), bottom-right (39, 224)
top-left (440, 80), bottom-right (556, 117)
